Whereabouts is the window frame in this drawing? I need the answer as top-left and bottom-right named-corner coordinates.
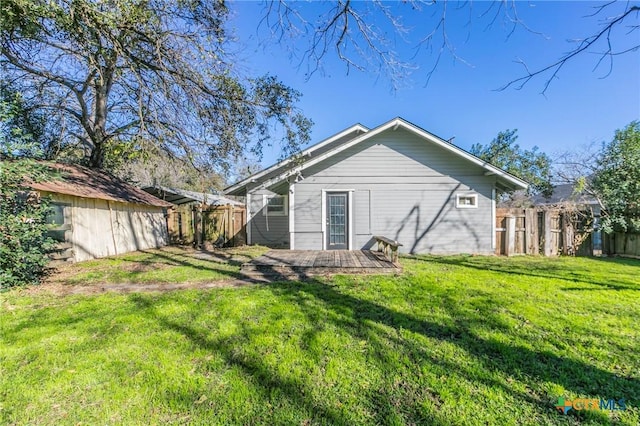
top-left (46, 202), bottom-right (72, 242)
top-left (456, 193), bottom-right (478, 209)
top-left (262, 194), bottom-right (288, 216)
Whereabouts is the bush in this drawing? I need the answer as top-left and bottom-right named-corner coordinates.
top-left (0, 160), bottom-right (56, 288)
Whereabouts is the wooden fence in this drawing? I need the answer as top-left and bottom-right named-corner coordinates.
top-left (603, 232), bottom-right (640, 257)
top-left (495, 208), bottom-right (597, 256)
top-left (167, 204), bottom-right (246, 247)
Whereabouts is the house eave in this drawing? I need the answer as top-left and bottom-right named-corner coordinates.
top-left (228, 117), bottom-right (529, 193)
top-left (224, 123), bottom-right (369, 195)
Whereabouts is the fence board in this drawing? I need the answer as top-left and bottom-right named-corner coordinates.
top-left (496, 207), bottom-right (594, 257)
top-left (167, 204), bottom-right (246, 247)
top-left (608, 232), bottom-right (640, 257)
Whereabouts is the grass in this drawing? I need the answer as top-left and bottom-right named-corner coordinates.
top-left (1, 250), bottom-right (639, 425)
top-left (44, 245), bottom-right (268, 287)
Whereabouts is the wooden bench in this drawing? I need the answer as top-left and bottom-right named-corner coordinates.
top-left (373, 236), bottom-right (403, 263)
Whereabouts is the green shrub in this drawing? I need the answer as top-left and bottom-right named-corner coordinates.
top-left (0, 159), bottom-right (56, 288)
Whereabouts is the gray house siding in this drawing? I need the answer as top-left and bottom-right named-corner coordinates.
top-left (247, 188), bottom-right (290, 248)
top-left (291, 128), bottom-right (495, 254)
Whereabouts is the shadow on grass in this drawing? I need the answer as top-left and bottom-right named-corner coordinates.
top-left (265, 277), bottom-right (638, 423)
top-left (125, 263), bottom-right (636, 423)
top-left (408, 255), bottom-right (640, 291)
top-left (129, 292), bottom-right (446, 425)
top-left (57, 247), bottom-right (255, 285)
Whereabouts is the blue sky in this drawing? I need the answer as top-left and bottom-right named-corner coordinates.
top-left (227, 1), bottom-right (640, 171)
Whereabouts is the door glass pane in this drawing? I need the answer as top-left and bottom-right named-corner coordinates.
top-left (328, 194), bottom-right (346, 245)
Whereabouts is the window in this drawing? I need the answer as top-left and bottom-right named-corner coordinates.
top-left (46, 203), bottom-right (72, 242)
top-left (263, 195), bottom-right (287, 216)
top-left (456, 193), bottom-right (478, 209)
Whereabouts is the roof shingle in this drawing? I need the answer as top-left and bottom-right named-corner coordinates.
top-left (29, 163), bottom-right (173, 208)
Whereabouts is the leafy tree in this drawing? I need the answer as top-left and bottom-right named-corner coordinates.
top-left (1, 91), bottom-right (56, 288)
top-left (0, 0), bottom-right (312, 170)
top-left (592, 121), bottom-right (640, 233)
top-left (471, 129), bottom-right (553, 197)
top-left (116, 148), bottom-right (226, 193)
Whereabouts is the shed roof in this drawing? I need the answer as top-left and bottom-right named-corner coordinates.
top-left (225, 117), bottom-right (528, 195)
top-left (142, 186), bottom-right (243, 206)
top-left (29, 163), bottom-right (173, 208)
top-left (532, 182), bottom-right (599, 206)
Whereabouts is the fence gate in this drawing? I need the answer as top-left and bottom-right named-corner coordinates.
top-left (201, 205), bottom-right (246, 248)
top-left (168, 204), bottom-right (246, 247)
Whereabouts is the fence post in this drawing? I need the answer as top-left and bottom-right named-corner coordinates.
top-left (563, 212), bottom-right (574, 255)
top-left (543, 210), bottom-right (553, 256)
top-left (195, 205), bottom-right (203, 248)
top-left (505, 215), bottom-right (516, 256)
top-left (525, 208), bottom-right (538, 255)
top-left (227, 205), bottom-right (233, 245)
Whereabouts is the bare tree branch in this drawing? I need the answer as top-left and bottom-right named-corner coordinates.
top-left (500, 3), bottom-right (640, 94)
top-left (263, 1), bottom-right (638, 92)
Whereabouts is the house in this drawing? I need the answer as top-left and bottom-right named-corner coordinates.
top-left (225, 117), bottom-right (528, 254)
top-left (142, 185), bottom-right (244, 245)
top-left (532, 182), bottom-right (600, 213)
top-left (30, 163), bottom-right (172, 262)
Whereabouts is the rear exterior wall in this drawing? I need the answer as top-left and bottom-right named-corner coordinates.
top-left (291, 128), bottom-right (496, 254)
top-left (247, 188), bottom-right (290, 248)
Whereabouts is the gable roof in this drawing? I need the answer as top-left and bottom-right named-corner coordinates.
top-left (142, 185), bottom-right (243, 206)
top-left (225, 117), bottom-right (528, 195)
top-left (30, 163), bottom-right (173, 208)
top-left (225, 123), bottom-right (369, 194)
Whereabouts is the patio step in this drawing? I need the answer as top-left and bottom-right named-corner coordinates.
top-left (240, 263), bottom-right (398, 280)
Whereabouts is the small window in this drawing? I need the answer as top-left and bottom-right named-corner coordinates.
top-left (263, 195), bottom-right (287, 216)
top-left (46, 203), bottom-right (72, 242)
top-left (456, 194), bottom-right (478, 209)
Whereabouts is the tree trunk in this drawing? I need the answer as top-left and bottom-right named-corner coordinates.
top-left (88, 62), bottom-right (115, 169)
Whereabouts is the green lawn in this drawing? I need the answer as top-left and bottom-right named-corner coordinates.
top-left (1, 252), bottom-right (639, 425)
top-left (43, 245), bottom-right (268, 287)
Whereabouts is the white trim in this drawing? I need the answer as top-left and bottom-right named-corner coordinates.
top-left (348, 190), bottom-right (353, 250)
top-left (321, 191), bottom-right (326, 250)
top-left (246, 193), bottom-right (252, 245)
top-left (262, 194), bottom-right (288, 216)
top-left (491, 188), bottom-right (496, 250)
top-left (456, 193), bottom-right (478, 209)
top-left (289, 183), bottom-right (295, 249)
top-left (227, 118), bottom-right (528, 194)
top-left (225, 123), bottom-right (369, 194)
top-left (321, 189), bottom-right (355, 250)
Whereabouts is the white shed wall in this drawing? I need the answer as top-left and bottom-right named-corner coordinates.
top-left (51, 194), bottom-right (168, 262)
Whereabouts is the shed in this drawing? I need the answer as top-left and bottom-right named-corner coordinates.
top-left (30, 163), bottom-right (172, 262)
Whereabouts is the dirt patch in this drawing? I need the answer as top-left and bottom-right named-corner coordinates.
top-left (26, 246), bottom-right (275, 296)
top-left (23, 276), bottom-right (269, 296)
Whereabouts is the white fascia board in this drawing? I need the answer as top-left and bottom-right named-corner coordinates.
top-left (224, 123), bottom-right (369, 194)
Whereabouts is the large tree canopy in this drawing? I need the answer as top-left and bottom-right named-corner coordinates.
top-left (1, 0), bottom-right (312, 170)
top-left (592, 121), bottom-right (640, 233)
top-left (471, 129), bottom-right (553, 198)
